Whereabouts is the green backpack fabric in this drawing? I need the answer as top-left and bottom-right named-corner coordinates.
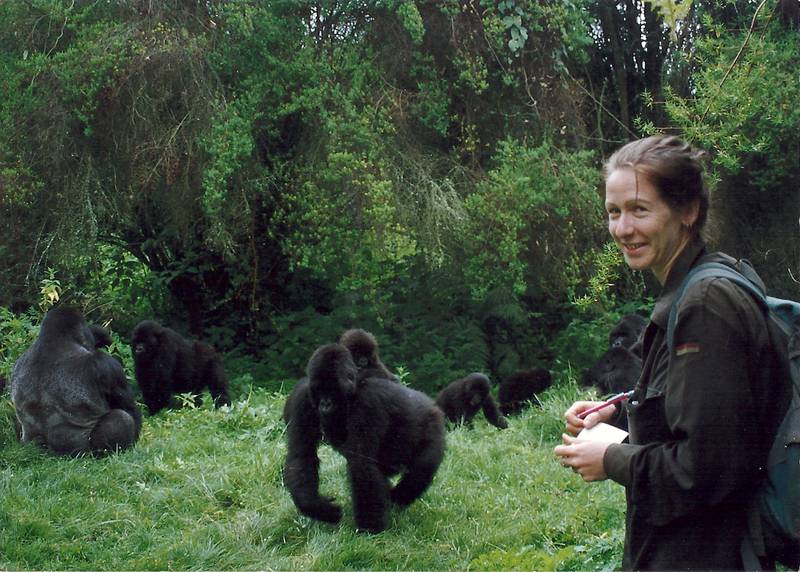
top-left (667, 260), bottom-right (800, 569)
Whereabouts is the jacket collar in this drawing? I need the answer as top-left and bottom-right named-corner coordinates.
top-left (650, 236), bottom-right (707, 329)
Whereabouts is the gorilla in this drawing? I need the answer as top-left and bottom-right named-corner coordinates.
top-left (130, 320), bottom-right (231, 415)
top-left (498, 368), bottom-right (553, 416)
top-left (581, 345), bottom-right (642, 395)
top-left (283, 343), bottom-right (445, 533)
top-left (338, 328), bottom-right (398, 382)
top-left (10, 306), bottom-right (142, 455)
top-left (89, 324), bottom-right (113, 349)
top-left (608, 313), bottom-right (647, 353)
top-left (435, 373), bottom-right (508, 429)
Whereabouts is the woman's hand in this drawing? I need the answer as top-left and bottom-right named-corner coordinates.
top-left (563, 400), bottom-right (616, 437)
top-left (553, 434), bottom-right (610, 482)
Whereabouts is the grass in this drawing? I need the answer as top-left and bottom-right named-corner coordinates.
top-left (0, 378), bottom-right (625, 570)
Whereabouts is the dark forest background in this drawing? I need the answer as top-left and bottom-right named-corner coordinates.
top-left (1, 0), bottom-right (797, 392)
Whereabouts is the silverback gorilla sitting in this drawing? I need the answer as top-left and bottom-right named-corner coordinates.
top-left (10, 306), bottom-right (142, 455)
top-left (283, 343), bottom-right (445, 533)
top-left (435, 373), bottom-right (508, 429)
top-left (338, 328), bottom-right (398, 382)
top-left (130, 320), bottom-right (231, 415)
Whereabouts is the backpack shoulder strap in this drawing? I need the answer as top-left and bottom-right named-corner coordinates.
top-left (666, 262), bottom-right (767, 351)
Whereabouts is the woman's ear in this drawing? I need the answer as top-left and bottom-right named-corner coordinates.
top-left (682, 198), bottom-right (700, 229)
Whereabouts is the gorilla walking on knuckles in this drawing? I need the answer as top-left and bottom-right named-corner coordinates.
top-left (338, 328), bottom-right (398, 382)
top-left (131, 320), bottom-right (231, 415)
top-left (283, 343), bottom-right (446, 533)
top-left (10, 306), bottom-right (142, 455)
top-left (436, 372), bottom-right (508, 429)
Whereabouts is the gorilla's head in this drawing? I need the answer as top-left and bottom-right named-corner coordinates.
top-left (130, 320), bottom-right (164, 355)
top-left (307, 344), bottom-right (358, 416)
top-left (339, 328), bottom-right (379, 368)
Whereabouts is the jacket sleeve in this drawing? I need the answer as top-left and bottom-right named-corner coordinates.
top-left (604, 278), bottom-right (769, 527)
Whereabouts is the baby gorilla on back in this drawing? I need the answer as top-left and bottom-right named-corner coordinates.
top-left (130, 320), bottom-right (231, 415)
top-left (338, 328), bottom-right (398, 382)
top-left (283, 343), bottom-right (446, 533)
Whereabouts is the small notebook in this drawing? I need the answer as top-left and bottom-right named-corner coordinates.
top-left (578, 422), bottom-right (629, 443)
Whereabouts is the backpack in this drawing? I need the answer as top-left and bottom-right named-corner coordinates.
top-left (667, 260), bottom-right (800, 569)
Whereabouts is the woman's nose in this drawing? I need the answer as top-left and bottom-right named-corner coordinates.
top-left (611, 212), bottom-right (634, 238)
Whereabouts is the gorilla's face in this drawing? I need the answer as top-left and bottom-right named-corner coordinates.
top-left (307, 344), bottom-right (357, 416)
top-left (130, 321), bottom-right (162, 355)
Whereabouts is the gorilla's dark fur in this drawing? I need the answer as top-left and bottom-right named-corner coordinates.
top-left (581, 345), bottom-right (642, 395)
top-left (581, 313), bottom-right (646, 396)
top-left (130, 320), bottom-right (231, 415)
top-left (338, 328), bottom-right (398, 382)
top-left (283, 343), bottom-right (445, 533)
top-left (608, 313), bottom-right (647, 353)
top-left (10, 306), bottom-right (142, 455)
top-left (498, 368), bottom-right (553, 415)
top-left (89, 324), bottom-right (113, 349)
top-left (435, 373), bottom-right (508, 429)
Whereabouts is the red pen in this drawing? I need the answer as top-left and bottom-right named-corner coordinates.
top-left (577, 390), bottom-right (634, 420)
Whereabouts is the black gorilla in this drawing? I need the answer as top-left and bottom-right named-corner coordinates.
top-left (498, 368), bottom-right (553, 416)
top-left (130, 320), bottom-right (231, 415)
top-left (283, 343), bottom-right (445, 533)
top-left (89, 324), bottom-right (113, 349)
top-left (338, 328), bottom-right (398, 382)
top-left (608, 313), bottom-right (647, 352)
top-left (581, 345), bottom-right (642, 395)
top-left (10, 306), bottom-right (142, 455)
top-left (435, 373), bottom-right (508, 429)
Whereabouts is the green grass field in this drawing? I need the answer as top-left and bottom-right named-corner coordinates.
top-left (0, 380), bottom-right (625, 570)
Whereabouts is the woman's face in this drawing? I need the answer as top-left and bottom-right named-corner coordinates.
top-left (605, 168), bottom-right (695, 284)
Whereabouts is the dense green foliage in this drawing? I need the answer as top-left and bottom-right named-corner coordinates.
top-left (1, 1), bottom-right (797, 373)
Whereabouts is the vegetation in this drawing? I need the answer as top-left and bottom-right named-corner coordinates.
top-left (0, 0), bottom-right (797, 568)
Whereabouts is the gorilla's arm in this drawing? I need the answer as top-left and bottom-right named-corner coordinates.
top-left (343, 390), bottom-right (392, 532)
top-left (283, 380), bottom-right (342, 524)
top-left (94, 354), bottom-right (143, 435)
top-left (481, 395), bottom-right (508, 429)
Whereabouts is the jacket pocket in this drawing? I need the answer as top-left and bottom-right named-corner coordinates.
top-left (626, 386), bottom-right (672, 444)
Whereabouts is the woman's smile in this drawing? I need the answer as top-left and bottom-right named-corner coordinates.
top-left (604, 168), bottom-right (696, 284)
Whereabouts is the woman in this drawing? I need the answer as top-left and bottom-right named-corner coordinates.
top-left (554, 135), bottom-right (789, 570)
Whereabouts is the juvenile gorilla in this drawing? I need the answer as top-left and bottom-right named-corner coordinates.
top-left (338, 328), bottom-right (398, 382)
top-left (283, 344), bottom-right (446, 533)
top-left (498, 368), bottom-right (553, 415)
top-left (131, 320), bottom-right (231, 415)
top-left (10, 306), bottom-right (142, 455)
top-left (580, 345), bottom-right (642, 395)
top-left (435, 373), bottom-right (508, 429)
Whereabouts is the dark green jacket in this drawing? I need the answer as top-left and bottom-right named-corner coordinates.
top-left (604, 237), bottom-right (788, 570)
